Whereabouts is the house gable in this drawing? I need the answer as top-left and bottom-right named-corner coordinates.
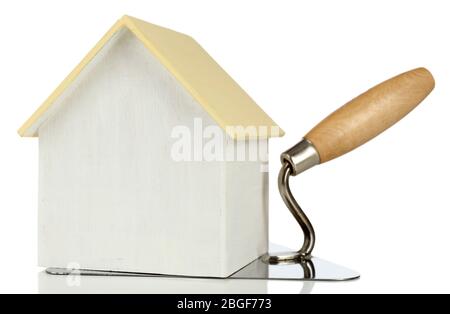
top-left (18, 15), bottom-right (284, 139)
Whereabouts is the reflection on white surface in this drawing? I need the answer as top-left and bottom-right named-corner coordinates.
top-left (39, 272), bottom-right (280, 294)
top-left (38, 243), bottom-right (320, 294)
top-left (38, 272), bottom-right (315, 294)
top-left (38, 271), bottom-right (264, 294)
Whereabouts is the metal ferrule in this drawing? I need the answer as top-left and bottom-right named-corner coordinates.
top-left (280, 138), bottom-right (320, 176)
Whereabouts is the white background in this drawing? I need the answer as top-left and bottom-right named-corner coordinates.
top-left (1, 0), bottom-right (449, 293)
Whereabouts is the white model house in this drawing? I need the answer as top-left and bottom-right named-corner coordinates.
top-left (19, 15), bottom-right (284, 277)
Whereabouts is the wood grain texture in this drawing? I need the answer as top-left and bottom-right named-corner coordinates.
top-left (305, 67), bottom-right (435, 163)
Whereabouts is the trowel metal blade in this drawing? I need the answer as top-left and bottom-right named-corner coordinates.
top-left (231, 256), bottom-right (359, 281)
top-left (46, 243), bottom-right (359, 281)
top-left (229, 243), bottom-right (359, 281)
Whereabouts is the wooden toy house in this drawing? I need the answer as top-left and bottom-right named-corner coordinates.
top-left (19, 15), bottom-right (283, 277)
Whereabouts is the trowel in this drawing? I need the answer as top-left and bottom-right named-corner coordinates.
top-left (48, 67), bottom-right (435, 281)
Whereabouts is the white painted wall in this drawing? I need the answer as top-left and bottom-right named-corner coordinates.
top-left (38, 28), bottom-right (267, 277)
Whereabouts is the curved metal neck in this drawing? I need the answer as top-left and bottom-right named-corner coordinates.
top-left (279, 162), bottom-right (316, 255)
top-left (268, 138), bottom-right (320, 264)
top-left (266, 162), bottom-right (316, 263)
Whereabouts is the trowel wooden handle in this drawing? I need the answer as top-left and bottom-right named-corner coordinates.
top-left (305, 67), bottom-right (435, 163)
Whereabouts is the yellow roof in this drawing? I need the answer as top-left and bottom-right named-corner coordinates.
top-left (18, 15), bottom-right (284, 139)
